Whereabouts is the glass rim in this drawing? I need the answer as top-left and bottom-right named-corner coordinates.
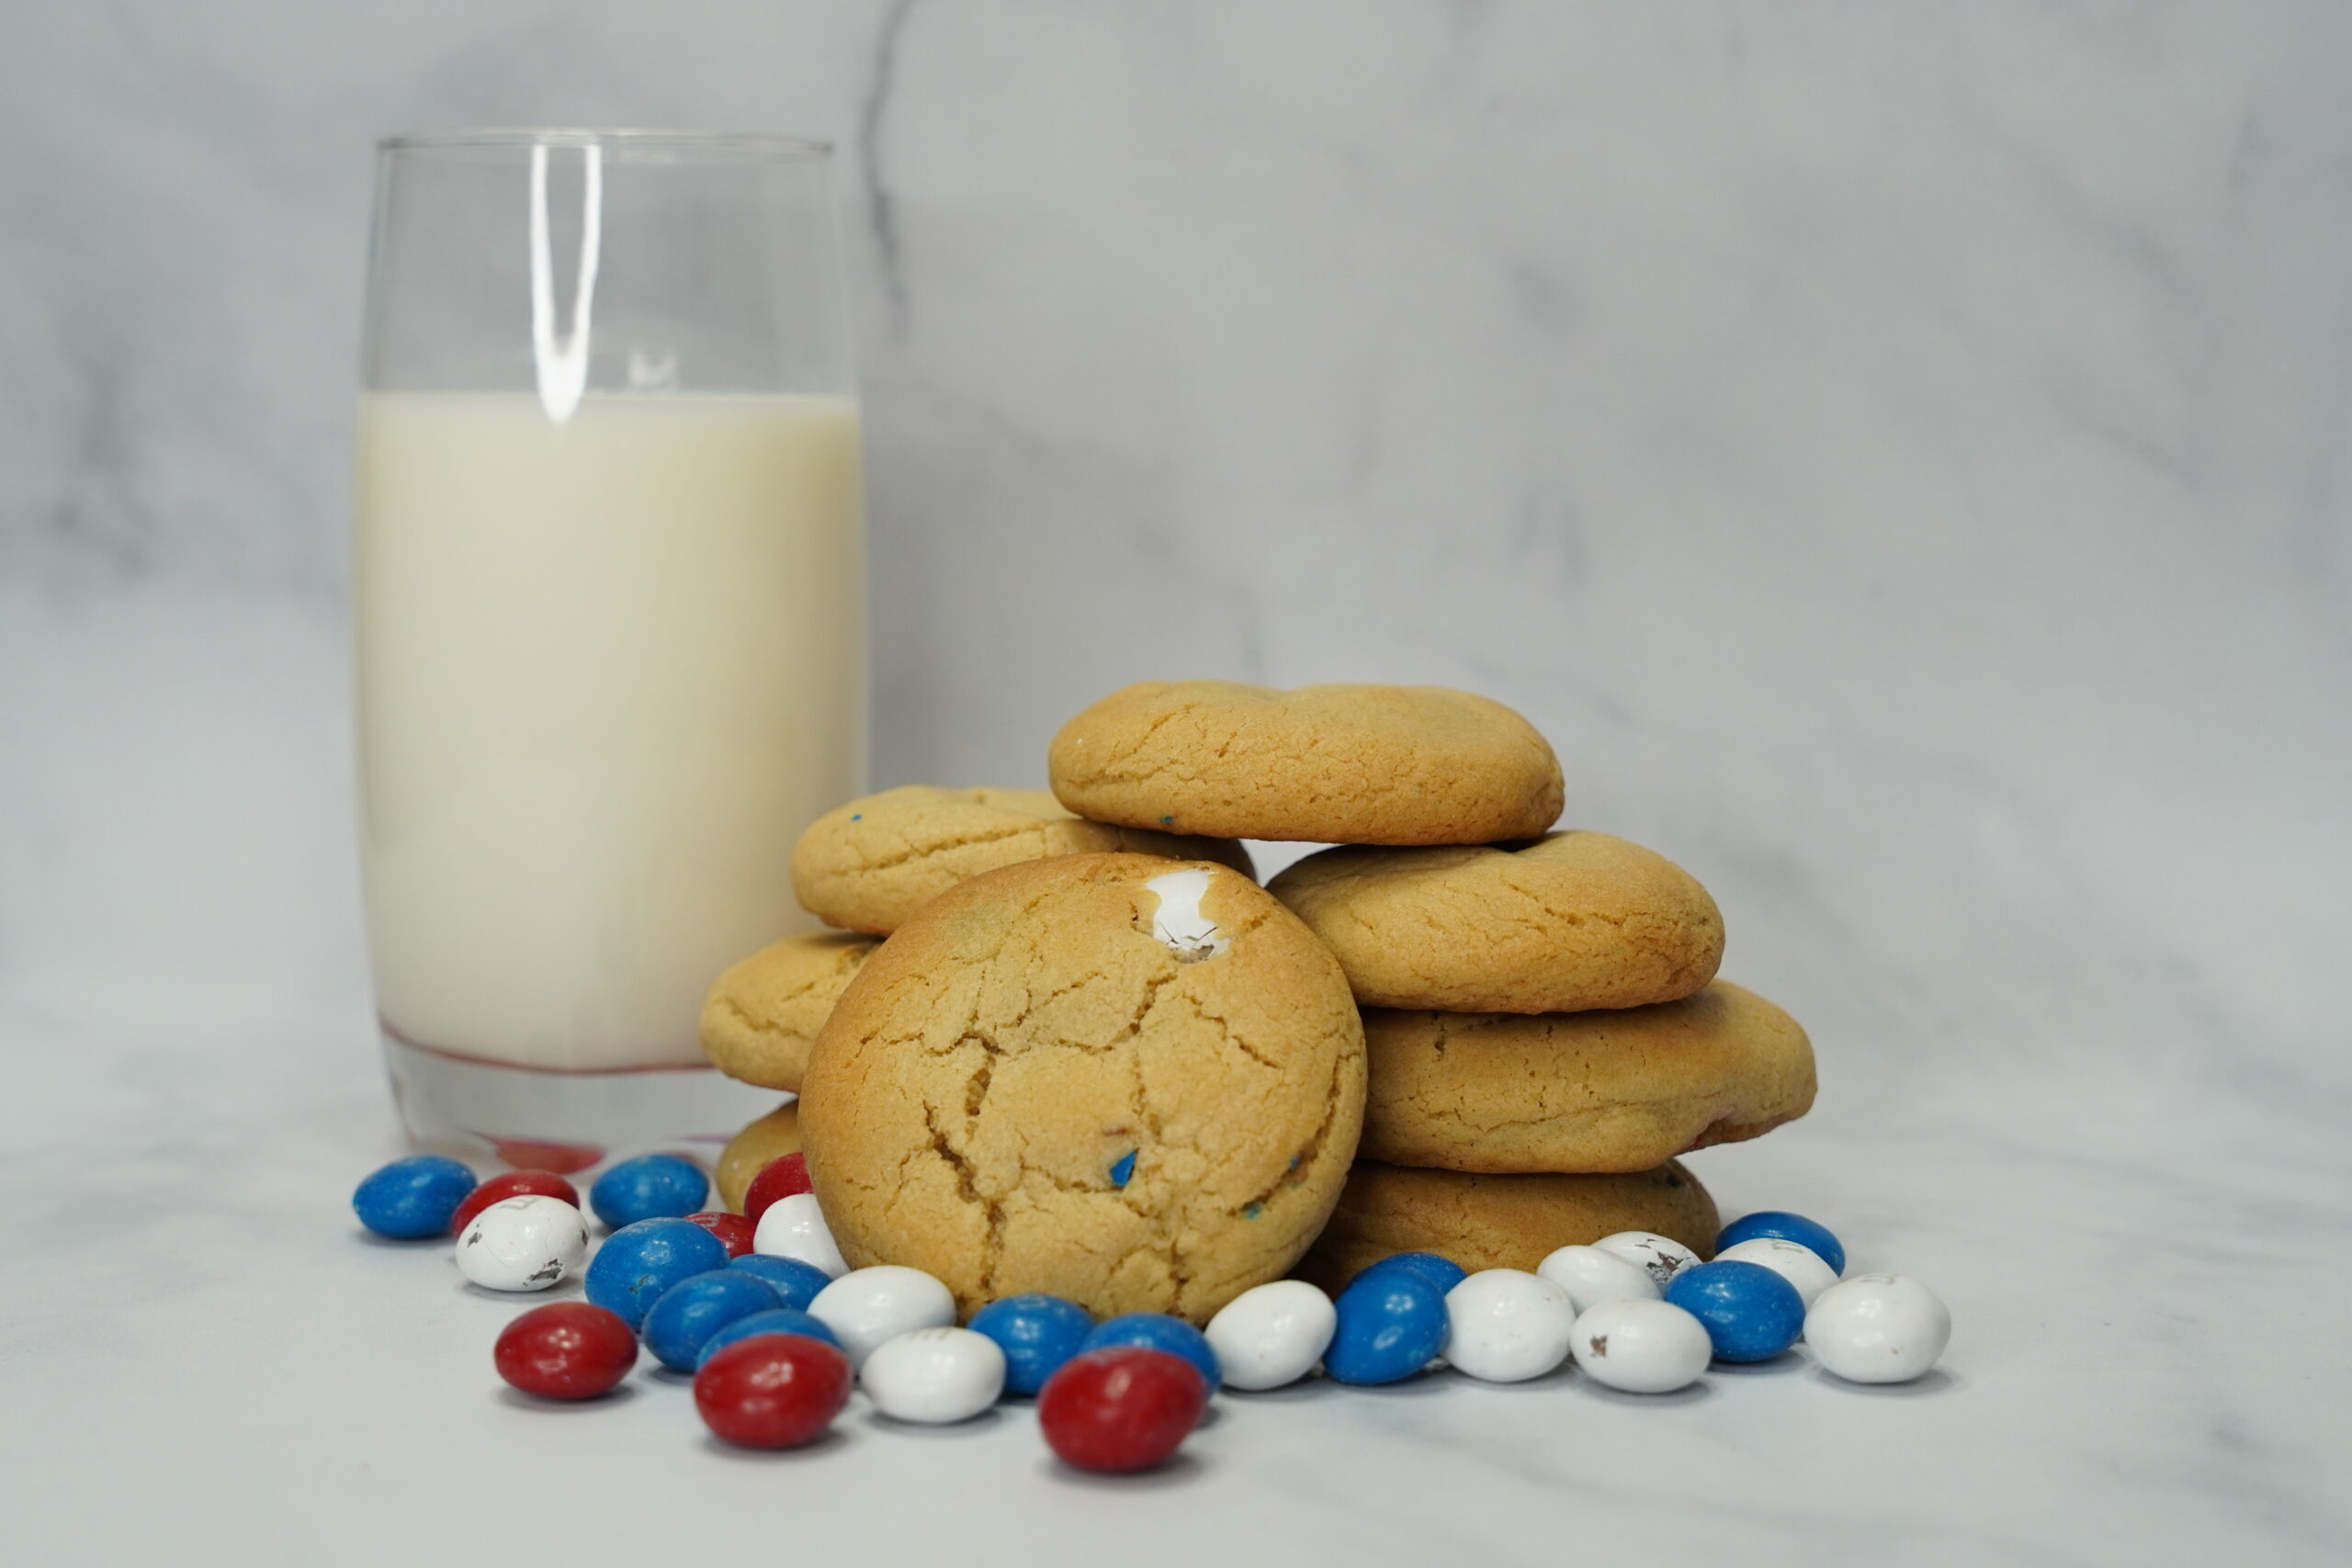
top-left (378, 128), bottom-right (833, 156)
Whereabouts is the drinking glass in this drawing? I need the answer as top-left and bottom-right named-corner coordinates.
top-left (356, 130), bottom-right (866, 1171)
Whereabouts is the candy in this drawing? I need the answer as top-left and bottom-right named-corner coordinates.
top-left (455, 1194), bottom-right (590, 1292)
top-left (1804, 1274), bottom-right (1951, 1383)
top-left (1442, 1269), bottom-right (1577, 1383)
top-left (729, 1253), bottom-right (834, 1311)
top-left (684, 1211), bottom-right (756, 1258)
top-left (694, 1307), bottom-right (843, 1369)
top-left (1715, 1236), bottom-right (1838, 1309)
top-left (587, 1154), bottom-right (709, 1229)
top-left (450, 1170), bottom-right (580, 1236)
top-left (1716, 1211), bottom-right (1844, 1276)
top-left (807, 1265), bottom-right (957, 1369)
top-left (352, 1155), bottom-right (477, 1239)
top-left (967, 1293), bottom-right (1095, 1396)
top-left (1204, 1280), bottom-right (1336, 1391)
top-left (493, 1302), bottom-right (638, 1400)
top-left (1038, 1348), bottom-right (1208, 1472)
top-left (694, 1334), bottom-right (853, 1449)
top-left (752, 1192), bottom-right (847, 1278)
top-left (1664, 1259), bottom-right (1806, 1363)
top-left (1081, 1314), bottom-right (1222, 1393)
top-left (1535, 1244), bottom-right (1662, 1314)
top-left (1324, 1269), bottom-right (1449, 1385)
top-left (1568, 1299), bottom-right (1712, 1393)
top-left (582, 1217), bottom-right (731, 1330)
top-left (1352, 1250), bottom-right (1467, 1299)
top-left (1591, 1231), bottom-right (1700, 1292)
top-left (861, 1326), bottom-right (1008, 1424)
top-left (640, 1269), bottom-right (786, 1371)
top-left (742, 1153), bottom-right (813, 1225)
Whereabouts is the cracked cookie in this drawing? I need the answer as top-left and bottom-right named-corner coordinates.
top-left (1292, 1160), bottom-right (1718, 1292)
top-left (1269, 830), bottom-right (1724, 1011)
top-left (1360, 982), bottom-right (1815, 1174)
top-left (716, 1100), bottom-right (803, 1213)
top-left (797, 852), bottom-right (1365, 1323)
top-left (700, 931), bottom-right (879, 1092)
top-left (1048, 681), bottom-right (1564, 845)
top-left (791, 784), bottom-right (1252, 936)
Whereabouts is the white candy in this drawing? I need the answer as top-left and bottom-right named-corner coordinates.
top-left (1204, 1280), bottom-right (1337, 1391)
top-left (1716, 1236), bottom-right (1839, 1308)
top-left (1536, 1244), bottom-right (1661, 1314)
top-left (1568, 1299), bottom-right (1713, 1393)
top-left (1144, 867), bottom-right (1230, 961)
top-left (454, 1194), bottom-right (587, 1292)
top-left (752, 1192), bottom-right (846, 1279)
top-left (1592, 1230), bottom-right (1700, 1292)
top-left (860, 1326), bottom-right (1006, 1423)
top-left (1442, 1269), bottom-right (1577, 1383)
top-left (808, 1265), bottom-right (956, 1368)
top-left (1804, 1274), bottom-right (1951, 1383)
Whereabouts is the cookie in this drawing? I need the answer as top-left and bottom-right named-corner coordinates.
top-left (1269, 831), bottom-right (1724, 1011)
top-left (1291, 1160), bottom-right (1718, 1292)
top-left (791, 785), bottom-right (1252, 936)
top-left (798, 852), bottom-right (1366, 1323)
top-left (1048, 682), bottom-right (1564, 845)
top-left (1360, 982), bottom-right (1815, 1174)
top-left (716, 1100), bottom-right (802, 1213)
top-left (699, 931), bottom-right (879, 1091)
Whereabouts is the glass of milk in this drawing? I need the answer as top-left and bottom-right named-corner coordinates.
top-left (356, 130), bottom-right (865, 1170)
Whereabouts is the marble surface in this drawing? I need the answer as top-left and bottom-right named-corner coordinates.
top-left (4, 2), bottom-right (2350, 1562)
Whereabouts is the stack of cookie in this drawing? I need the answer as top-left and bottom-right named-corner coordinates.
top-left (1045, 681), bottom-right (1817, 1290)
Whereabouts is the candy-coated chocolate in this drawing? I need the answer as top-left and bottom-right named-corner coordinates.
top-left (742, 1153), bottom-right (813, 1224)
top-left (582, 1217), bottom-right (730, 1330)
top-left (494, 1302), bottom-right (637, 1399)
top-left (1568, 1299), bottom-right (1711, 1393)
top-left (1204, 1281), bottom-right (1335, 1392)
top-left (1715, 1237), bottom-right (1838, 1308)
top-left (968, 1293), bottom-right (1094, 1396)
top-left (1081, 1313), bottom-right (1222, 1393)
top-left (588, 1154), bottom-right (710, 1229)
top-left (1716, 1211), bottom-right (1845, 1276)
top-left (694, 1334), bottom-right (853, 1449)
top-left (455, 1194), bottom-right (589, 1292)
top-left (729, 1254), bottom-right (834, 1311)
top-left (450, 1170), bottom-right (579, 1235)
top-left (1038, 1348), bottom-right (1207, 1472)
top-left (1325, 1269), bottom-right (1448, 1385)
top-left (1804, 1274), bottom-right (1950, 1383)
top-left (1352, 1250), bottom-right (1467, 1298)
top-left (1535, 1244), bottom-right (1661, 1314)
top-left (640, 1269), bottom-right (786, 1371)
top-left (862, 1327), bottom-right (1007, 1423)
top-left (694, 1307), bottom-right (842, 1368)
top-left (684, 1211), bottom-right (756, 1258)
top-left (1664, 1259), bottom-right (1805, 1362)
top-left (353, 1156), bottom-right (477, 1239)
top-left (1592, 1231), bottom-right (1700, 1292)
top-left (807, 1265), bottom-right (957, 1368)
top-left (1443, 1269), bottom-right (1576, 1383)
top-left (751, 1192), bottom-right (846, 1278)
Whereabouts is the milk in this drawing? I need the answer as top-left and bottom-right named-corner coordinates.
top-left (356, 392), bottom-right (865, 1072)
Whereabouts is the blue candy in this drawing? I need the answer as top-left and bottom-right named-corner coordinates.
top-left (1325, 1269), bottom-right (1449, 1385)
top-left (1665, 1260), bottom-right (1806, 1363)
top-left (1082, 1313), bottom-right (1221, 1393)
top-left (582, 1217), bottom-right (730, 1330)
top-left (693, 1307), bottom-right (843, 1369)
top-left (587, 1154), bottom-right (710, 1230)
top-left (1714, 1211), bottom-right (1844, 1275)
top-left (1351, 1250), bottom-right (1467, 1299)
top-left (729, 1253), bottom-right (834, 1311)
top-left (352, 1155), bottom-right (478, 1239)
top-left (969, 1294), bottom-right (1095, 1396)
top-left (640, 1269), bottom-right (785, 1371)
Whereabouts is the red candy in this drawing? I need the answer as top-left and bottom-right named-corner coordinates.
top-left (684, 1211), bottom-right (756, 1258)
top-left (450, 1170), bottom-right (582, 1235)
top-left (742, 1154), bottom-right (813, 1225)
top-left (493, 1303), bottom-right (638, 1400)
top-left (694, 1334), bottom-right (852, 1449)
top-left (1037, 1347), bottom-right (1207, 1472)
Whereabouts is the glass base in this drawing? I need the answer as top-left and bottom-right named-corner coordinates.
top-left (381, 1029), bottom-right (786, 1175)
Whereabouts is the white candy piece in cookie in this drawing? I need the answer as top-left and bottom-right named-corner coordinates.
top-left (1145, 866), bottom-right (1231, 962)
